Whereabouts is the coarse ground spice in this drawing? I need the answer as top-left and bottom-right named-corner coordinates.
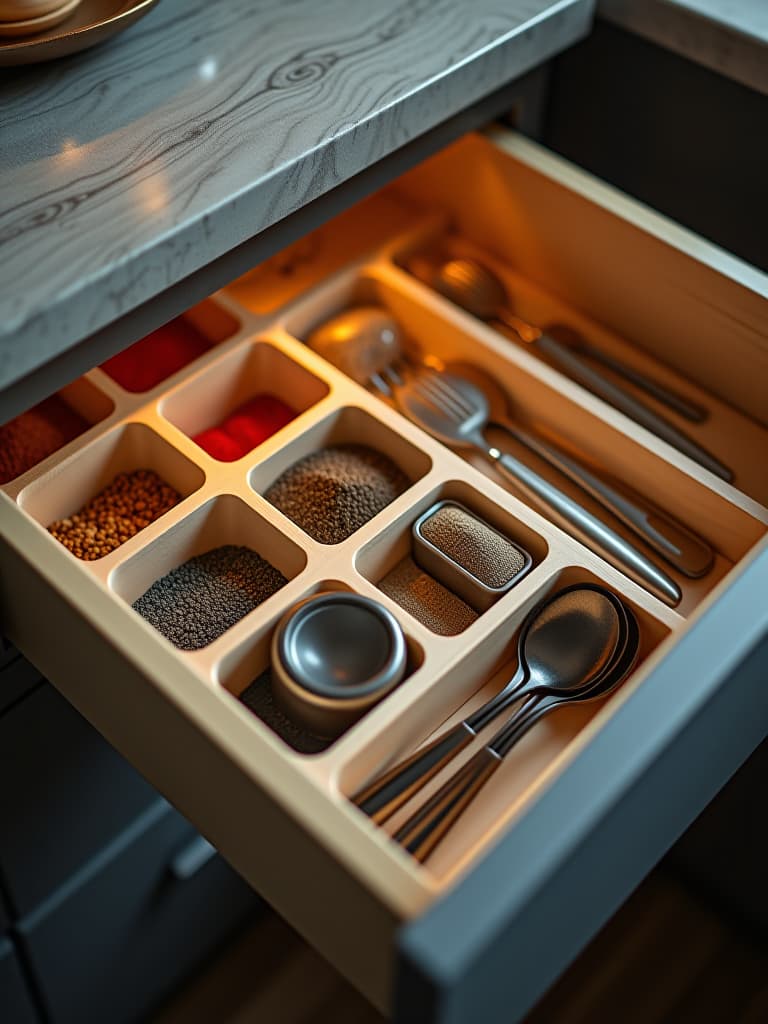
top-left (101, 317), bottom-right (213, 392)
top-left (379, 555), bottom-right (478, 636)
top-left (0, 395), bottom-right (90, 485)
top-left (420, 504), bottom-right (528, 588)
top-left (133, 544), bottom-right (288, 650)
top-left (47, 469), bottom-right (181, 560)
top-left (264, 444), bottom-right (408, 544)
top-left (193, 394), bottom-right (297, 462)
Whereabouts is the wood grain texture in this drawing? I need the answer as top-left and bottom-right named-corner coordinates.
top-left (0, 0), bottom-right (593, 389)
top-left (152, 869), bottom-right (768, 1024)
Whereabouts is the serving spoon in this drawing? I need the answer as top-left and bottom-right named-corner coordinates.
top-left (353, 583), bottom-right (625, 824)
top-left (306, 306), bottom-right (403, 391)
top-left (418, 256), bottom-right (731, 482)
top-left (393, 598), bottom-right (640, 862)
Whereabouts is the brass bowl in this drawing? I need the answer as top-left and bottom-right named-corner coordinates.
top-left (0, 0), bottom-right (82, 36)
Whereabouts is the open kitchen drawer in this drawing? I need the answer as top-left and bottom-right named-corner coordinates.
top-left (1, 130), bottom-right (767, 1023)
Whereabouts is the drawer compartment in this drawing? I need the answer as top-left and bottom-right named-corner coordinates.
top-left (16, 801), bottom-right (260, 1024)
top-left (1, 132), bottom-right (766, 1021)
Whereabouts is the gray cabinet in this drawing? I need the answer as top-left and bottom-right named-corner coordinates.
top-left (0, 683), bottom-right (157, 916)
top-left (17, 801), bottom-right (259, 1024)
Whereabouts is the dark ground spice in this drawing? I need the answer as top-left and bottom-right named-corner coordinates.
top-left (133, 544), bottom-right (288, 650)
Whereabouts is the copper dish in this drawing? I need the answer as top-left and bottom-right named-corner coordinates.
top-left (0, 0), bottom-right (158, 65)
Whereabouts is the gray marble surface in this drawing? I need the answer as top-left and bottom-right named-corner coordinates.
top-left (599, 0), bottom-right (768, 93)
top-left (0, 0), bottom-right (592, 393)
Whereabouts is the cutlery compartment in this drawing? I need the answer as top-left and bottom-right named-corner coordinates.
top-left (338, 563), bottom-right (677, 883)
top-left (282, 266), bottom-right (765, 614)
top-left (385, 130), bottom-right (768, 504)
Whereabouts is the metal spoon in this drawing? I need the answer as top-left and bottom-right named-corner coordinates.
top-left (394, 598), bottom-right (640, 862)
top-left (420, 256), bottom-right (731, 481)
top-left (391, 367), bottom-right (682, 605)
top-left (353, 583), bottom-right (625, 824)
top-left (455, 361), bottom-right (714, 579)
top-left (306, 306), bottom-right (402, 390)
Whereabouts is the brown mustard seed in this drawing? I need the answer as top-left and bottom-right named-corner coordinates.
top-left (48, 469), bottom-right (181, 560)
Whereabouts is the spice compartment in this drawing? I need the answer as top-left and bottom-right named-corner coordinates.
top-left (216, 578), bottom-right (427, 756)
top-left (109, 494), bottom-right (306, 653)
top-left (160, 339), bottom-right (330, 462)
top-left (17, 422), bottom-right (205, 560)
top-left (0, 376), bottom-right (116, 490)
top-left (99, 298), bottom-right (242, 396)
top-left (356, 478), bottom-right (548, 636)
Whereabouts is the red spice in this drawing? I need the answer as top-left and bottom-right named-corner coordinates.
top-left (101, 318), bottom-right (213, 392)
top-left (192, 428), bottom-right (244, 463)
top-left (193, 395), bottom-right (297, 461)
top-left (0, 395), bottom-right (90, 485)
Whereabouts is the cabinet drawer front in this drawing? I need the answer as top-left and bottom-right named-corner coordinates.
top-left (0, 683), bottom-right (157, 916)
top-left (17, 802), bottom-right (261, 1024)
top-left (1, 131), bottom-right (766, 1020)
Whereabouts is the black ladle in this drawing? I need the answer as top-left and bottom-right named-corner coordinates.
top-left (352, 584), bottom-right (623, 824)
top-left (394, 598), bottom-right (639, 862)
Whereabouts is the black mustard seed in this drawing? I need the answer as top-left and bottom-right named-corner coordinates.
top-left (133, 544), bottom-right (288, 650)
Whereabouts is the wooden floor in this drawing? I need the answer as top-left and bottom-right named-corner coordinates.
top-left (153, 869), bottom-right (768, 1023)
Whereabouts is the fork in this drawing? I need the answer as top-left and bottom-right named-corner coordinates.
top-left (381, 366), bottom-right (682, 606)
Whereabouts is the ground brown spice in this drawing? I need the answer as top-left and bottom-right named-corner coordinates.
top-left (264, 444), bottom-right (408, 544)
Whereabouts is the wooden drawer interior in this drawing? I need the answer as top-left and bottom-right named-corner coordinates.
top-left (1, 131), bottom-right (766, 1012)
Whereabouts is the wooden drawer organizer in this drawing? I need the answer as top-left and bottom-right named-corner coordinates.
top-left (1, 131), bottom-right (766, 1012)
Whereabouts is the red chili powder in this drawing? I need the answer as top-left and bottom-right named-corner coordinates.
top-left (101, 318), bottom-right (213, 392)
top-left (193, 395), bottom-right (297, 462)
top-left (0, 396), bottom-right (90, 485)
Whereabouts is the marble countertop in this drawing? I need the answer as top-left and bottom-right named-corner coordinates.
top-left (0, 0), bottom-right (592, 396)
top-left (599, 0), bottom-right (768, 93)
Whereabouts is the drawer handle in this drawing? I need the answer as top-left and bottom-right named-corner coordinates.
top-left (170, 835), bottom-right (216, 880)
